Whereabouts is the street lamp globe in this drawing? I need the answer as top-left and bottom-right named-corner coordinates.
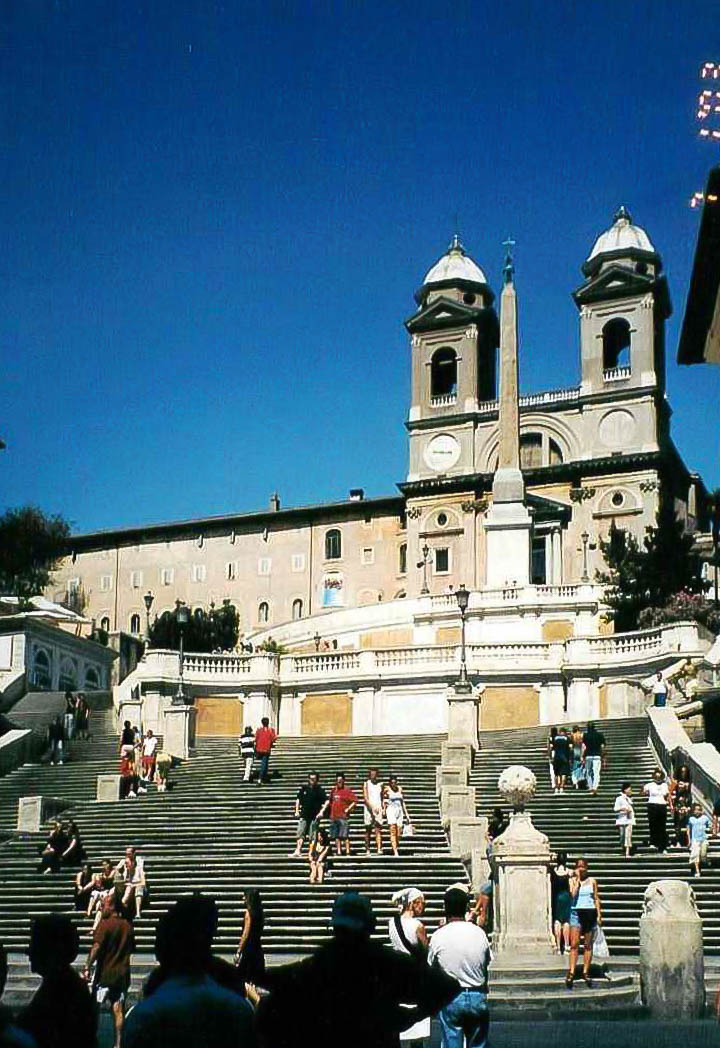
top-left (176, 601), bottom-right (190, 627)
top-left (455, 583), bottom-right (470, 613)
top-left (143, 591), bottom-right (154, 614)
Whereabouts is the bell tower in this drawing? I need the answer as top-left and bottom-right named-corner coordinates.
top-left (405, 236), bottom-right (499, 481)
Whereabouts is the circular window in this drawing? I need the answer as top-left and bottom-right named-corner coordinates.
top-left (463, 292), bottom-right (476, 305)
top-left (437, 512), bottom-right (448, 527)
top-left (611, 491), bottom-right (625, 507)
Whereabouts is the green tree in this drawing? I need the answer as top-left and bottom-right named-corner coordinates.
top-left (597, 495), bottom-right (705, 632)
top-left (0, 506), bottom-right (71, 608)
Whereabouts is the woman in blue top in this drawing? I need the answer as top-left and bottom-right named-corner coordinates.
top-left (566, 857), bottom-right (602, 988)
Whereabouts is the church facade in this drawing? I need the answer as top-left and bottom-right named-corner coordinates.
top-left (50, 208), bottom-right (706, 644)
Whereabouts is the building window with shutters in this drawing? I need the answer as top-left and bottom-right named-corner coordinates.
top-left (361, 547), bottom-right (374, 565)
top-left (130, 570), bottom-right (143, 589)
top-left (258, 558), bottom-right (272, 576)
top-left (192, 564), bottom-right (206, 583)
top-left (325, 529), bottom-right (342, 560)
top-left (130, 613), bottom-right (141, 634)
top-left (100, 616), bottom-right (111, 633)
top-left (161, 567), bottom-right (174, 586)
top-left (398, 543), bottom-right (407, 575)
top-left (100, 574), bottom-right (112, 592)
top-left (434, 547), bottom-right (450, 574)
top-left (291, 554), bottom-right (306, 573)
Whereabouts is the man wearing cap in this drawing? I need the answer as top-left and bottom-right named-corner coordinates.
top-left (427, 887), bottom-right (492, 1048)
top-left (257, 891), bottom-right (458, 1048)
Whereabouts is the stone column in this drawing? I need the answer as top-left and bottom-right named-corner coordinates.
top-left (491, 766), bottom-right (555, 958)
top-left (552, 529), bottom-right (562, 584)
top-left (639, 880), bottom-right (705, 1018)
top-left (483, 267), bottom-right (532, 588)
top-left (447, 684), bottom-right (479, 750)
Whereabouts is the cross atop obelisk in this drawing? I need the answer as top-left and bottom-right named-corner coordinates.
top-left (483, 239), bottom-right (532, 587)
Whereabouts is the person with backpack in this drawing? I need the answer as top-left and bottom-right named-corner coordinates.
top-left (388, 888), bottom-right (430, 1046)
top-left (238, 726), bottom-right (256, 782)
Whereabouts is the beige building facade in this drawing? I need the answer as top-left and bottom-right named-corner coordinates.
top-left (50, 207), bottom-right (707, 643)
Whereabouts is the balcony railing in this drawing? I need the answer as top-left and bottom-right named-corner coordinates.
top-left (430, 393), bottom-right (457, 407)
top-left (603, 366), bottom-right (631, 382)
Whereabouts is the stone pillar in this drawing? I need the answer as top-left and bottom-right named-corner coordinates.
top-left (552, 529), bottom-right (562, 585)
top-left (447, 684), bottom-right (479, 750)
top-left (163, 704), bottom-right (197, 759)
top-left (17, 796), bottom-right (69, 833)
top-left (491, 765), bottom-right (554, 958)
top-left (440, 785), bottom-right (476, 826)
top-left (441, 742), bottom-right (473, 770)
top-left (436, 765), bottom-right (468, 797)
top-left (352, 687), bottom-right (376, 736)
top-left (448, 815), bottom-right (488, 863)
top-left (639, 880), bottom-right (705, 1018)
top-left (118, 697), bottom-right (143, 733)
top-left (97, 775), bottom-right (122, 802)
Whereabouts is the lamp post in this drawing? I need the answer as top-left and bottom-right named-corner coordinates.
top-left (143, 591), bottom-right (154, 649)
top-left (175, 600), bottom-right (190, 705)
top-left (313, 631), bottom-right (321, 652)
top-left (580, 531), bottom-right (590, 583)
top-left (417, 543), bottom-right (431, 595)
top-left (455, 583), bottom-right (471, 693)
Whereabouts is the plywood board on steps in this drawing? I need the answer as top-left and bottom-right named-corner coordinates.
top-left (479, 686), bottom-right (539, 731)
top-left (301, 693), bottom-right (352, 735)
top-left (195, 696), bottom-right (244, 737)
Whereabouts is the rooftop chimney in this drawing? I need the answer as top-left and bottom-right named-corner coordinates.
top-left (349, 488), bottom-right (365, 501)
top-left (270, 492), bottom-right (281, 512)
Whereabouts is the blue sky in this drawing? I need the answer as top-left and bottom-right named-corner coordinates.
top-left (1, 1), bottom-right (718, 532)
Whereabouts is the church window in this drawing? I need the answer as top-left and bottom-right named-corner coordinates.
top-left (602, 318), bottom-right (631, 372)
top-left (434, 547), bottom-right (450, 574)
top-left (100, 616), bottom-right (111, 632)
top-left (611, 491), bottom-right (625, 507)
top-left (292, 598), bottom-right (303, 620)
top-left (258, 601), bottom-right (270, 624)
top-left (325, 529), bottom-right (342, 560)
top-left (398, 543), bottom-right (407, 575)
top-left (437, 512), bottom-right (448, 527)
top-left (548, 439), bottom-right (563, 466)
top-left (531, 537), bottom-right (547, 584)
top-left (520, 434), bottom-right (543, 469)
top-left (129, 613), bottom-right (141, 634)
top-left (430, 348), bottom-right (458, 398)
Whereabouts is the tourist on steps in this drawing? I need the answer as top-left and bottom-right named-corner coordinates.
top-left (643, 769), bottom-right (671, 852)
top-left (125, 895), bottom-right (255, 1048)
top-left (114, 847), bottom-right (147, 919)
top-left (325, 773), bottom-right (358, 856)
top-left (363, 767), bottom-right (385, 855)
top-left (384, 775), bottom-right (410, 857)
top-left (552, 728), bottom-right (571, 794)
top-left (84, 892), bottom-right (135, 1048)
top-left (86, 859), bottom-right (115, 921)
top-left (670, 764), bottom-right (693, 847)
top-left (46, 716), bottom-right (65, 766)
top-left (565, 857), bottom-right (602, 988)
top-left (550, 851), bottom-right (572, 953)
top-left (254, 718), bottom-right (277, 784)
top-left (292, 771), bottom-right (327, 858)
top-left (74, 864), bottom-right (95, 911)
top-left (37, 822), bottom-right (68, 874)
top-left (570, 725), bottom-right (585, 788)
top-left (234, 888), bottom-right (266, 988)
top-left (256, 891), bottom-right (458, 1048)
top-left (63, 691), bottom-right (76, 741)
top-left (120, 720), bottom-right (134, 751)
top-left (239, 726), bottom-right (255, 782)
top-left (428, 887), bottom-right (491, 1048)
top-left (688, 802), bottom-right (712, 877)
top-left (582, 721), bottom-right (607, 794)
top-left (155, 750), bottom-right (172, 792)
top-left (388, 888), bottom-right (430, 1047)
top-left (141, 729), bottom-right (158, 781)
top-left (19, 914), bottom-right (96, 1048)
top-left (308, 827), bottom-right (331, 883)
top-left (75, 693), bottom-right (90, 741)
top-left (547, 727), bottom-right (558, 791)
top-left (614, 782), bottom-right (635, 858)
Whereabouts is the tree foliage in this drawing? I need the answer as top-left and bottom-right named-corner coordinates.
top-left (597, 495), bottom-right (706, 632)
top-left (149, 600), bottom-right (240, 653)
top-left (0, 506), bottom-right (71, 607)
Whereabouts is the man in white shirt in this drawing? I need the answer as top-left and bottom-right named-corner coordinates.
top-left (651, 671), bottom-right (668, 708)
top-left (141, 730), bottom-right (158, 781)
top-left (643, 769), bottom-right (671, 852)
top-left (427, 887), bottom-right (491, 1048)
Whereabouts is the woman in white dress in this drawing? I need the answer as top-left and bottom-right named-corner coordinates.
top-left (388, 887), bottom-right (431, 1046)
top-left (384, 775), bottom-right (410, 858)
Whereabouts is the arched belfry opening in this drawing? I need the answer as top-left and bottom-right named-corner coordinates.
top-left (602, 319), bottom-right (631, 372)
top-left (430, 347), bottom-right (458, 398)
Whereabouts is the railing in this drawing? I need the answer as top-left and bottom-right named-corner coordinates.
top-left (477, 387), bottom-right (580, 415)
top-left (291, 652), bottom-right (360, 674)
top-left (469, 642), bottom-right (554, 660)
top-left (430, 393), bottom-right (457, 407)
top-left (603, 366), bottom-right (631, 382)
top-left (647, 706), bottom-right (720, 810)
top-left (535, 585), bottom-right (581, 598)
top-left (374, 645), bottom-right (455, 667)
top-left (584, 629), bottom-right (663, 657)
top-left (182, 653), bottom-right (251, 675)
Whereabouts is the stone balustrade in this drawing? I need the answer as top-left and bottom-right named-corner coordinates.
top-left (647, 705), bottom-right (720, 809)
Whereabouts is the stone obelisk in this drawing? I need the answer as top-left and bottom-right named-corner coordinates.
top-left (484, 246), bottom-right (532, 587)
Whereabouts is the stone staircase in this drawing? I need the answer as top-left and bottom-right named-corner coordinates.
top-left (473, 717), bottom-right (720, 956)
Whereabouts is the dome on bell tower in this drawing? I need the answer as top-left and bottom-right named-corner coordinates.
top-left (415, 235), bottom-right (493, 306)
top-left (583, 205), bottom-right (660, 277)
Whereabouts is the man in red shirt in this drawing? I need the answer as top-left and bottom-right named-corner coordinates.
top-left (321, 773), bottom-right (358, 856)
top-left (255, 717), bottom-right (277, 785)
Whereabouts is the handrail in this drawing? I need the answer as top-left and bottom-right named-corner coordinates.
top-left (647, 706), bottom-right (720, 811)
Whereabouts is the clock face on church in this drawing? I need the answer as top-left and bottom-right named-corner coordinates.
top-left (424, 433), bottom-right (461, 472)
